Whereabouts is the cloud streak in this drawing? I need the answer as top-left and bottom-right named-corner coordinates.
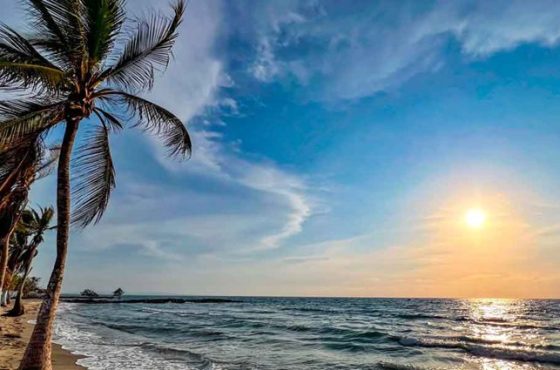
top-left (233, 0), bottom-right (560, 100)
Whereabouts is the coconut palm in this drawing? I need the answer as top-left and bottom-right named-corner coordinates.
top-left (8, 206), bottom-right (54, 317)
top-left (1, 225), bottom-right (28, 306)
top-left (0, 1), bottom-right (191, 368)
top-left (0, 138), bottom-right (52, 306)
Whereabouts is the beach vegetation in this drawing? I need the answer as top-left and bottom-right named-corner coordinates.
top-left (8, 207), bottom-right (54, 317)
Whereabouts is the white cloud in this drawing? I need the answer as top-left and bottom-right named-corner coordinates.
top-left (240, 0), bottom-right (560, 100)
top-left (452, 0), bottom-right (560, 56)
top-left (124, 0), bottom-right (315, 253)
top-left (135, 124), bottom-right (314, 254)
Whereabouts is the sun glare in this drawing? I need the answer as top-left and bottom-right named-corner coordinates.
top-left (465, 208), bottom-right (486, 229)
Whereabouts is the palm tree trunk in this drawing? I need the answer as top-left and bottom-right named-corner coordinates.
top-left (9, 247), bottom-right (34, 317)
top-left (6, 286), bottom-right (11, 305)
top-left (19, 120), bottom-right (79, 370)
top-left (0, 237), bottom-right (7, 306)
top-left (12, 284), bottom-right (24, 315)
top-left (9, 267), bottom-right (29, 316)
top-left (0, 212), bottom-right (16, 307)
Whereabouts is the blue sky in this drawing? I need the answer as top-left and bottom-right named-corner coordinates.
top-left (2, 0), bottom-right (560, 297)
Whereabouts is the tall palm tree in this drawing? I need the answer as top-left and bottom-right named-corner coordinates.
top-left (8, 206), bottom-right (55, 316)
top-left (0, 1), bottom-right (191, 368)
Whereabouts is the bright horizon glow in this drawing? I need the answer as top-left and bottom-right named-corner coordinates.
top-left (465, 208), bottom-right (487, 229)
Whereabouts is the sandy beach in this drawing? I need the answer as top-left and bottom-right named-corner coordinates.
top-left (0, 300), bottom-right (84, 370)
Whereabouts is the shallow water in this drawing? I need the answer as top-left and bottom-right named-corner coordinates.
top-left (54, 297), bottom-right (560, 369)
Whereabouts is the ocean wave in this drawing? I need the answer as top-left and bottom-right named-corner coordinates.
top-left (455, 335), bottom-right (559, 350)
top-left (377, 361), bottom-right (437, 370)
top-left (279, 306), bottom-right (341, 314)
top-left (396, 336), bottom-right (560, 365)
top-left (394, 313), bottom-right (446, 320)
top-left (453, 316), bottom-right (558, 331)
top-left (139, 343), bottom-right (228, 369)
top-left (54, 316), bottom-right (224, 370)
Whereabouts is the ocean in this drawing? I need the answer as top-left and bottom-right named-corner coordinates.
top-left (53, 297), bottom-right (560, 369)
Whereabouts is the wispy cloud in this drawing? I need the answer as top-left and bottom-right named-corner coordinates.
top-left (232, 0), bottom-right (560, 100)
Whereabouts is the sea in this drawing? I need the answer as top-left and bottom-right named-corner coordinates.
top-left (52, 297), bottom-right (560, 370)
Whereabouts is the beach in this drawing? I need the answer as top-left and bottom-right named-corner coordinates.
top-left (0, 300), bottom-right (84, 370)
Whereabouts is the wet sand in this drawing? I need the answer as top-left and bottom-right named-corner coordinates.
top-left (0, 299), bottom-right (84, 370)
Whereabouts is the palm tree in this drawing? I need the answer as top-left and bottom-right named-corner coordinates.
top-left (0, 1), bottom-right (191, 368)
top-left (1, 226), bottom-right (28, 306)
top-left (0, 139), bottom-right (48, 305)
top-left (8, 207), bottom-right (54, 317)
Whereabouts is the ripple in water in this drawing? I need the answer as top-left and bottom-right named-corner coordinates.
top-left (53, 297), bottom-right (560, 369)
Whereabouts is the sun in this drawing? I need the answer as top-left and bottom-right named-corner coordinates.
top-left (465, 208), bottom-right (487, 229)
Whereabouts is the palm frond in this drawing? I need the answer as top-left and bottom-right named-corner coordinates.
top-left (71, 124), bottom-right (115, 227)
top-left (27, 0), bottom-right (67, 44)
top-left (35, 144), bottom-right (60, 179)
top-left (0, 100), bottom-right (64, 149)
top-left (0, 136), bottom-right (42, 212)
top-left (0, 25), bottom-right (65, 91)
top-left (84, 0), bottom-right (124, 65)
top-left (25, 0), bottom-right (87, 69)
top-left (101, 91), bottom-right (191, 158)
top-left (93, 107), bottom-right (123, 131)
top-left (99, 0), bottom-right (185, 91)
top-left (25, 0), bottom-right (69, 65)
top-left (0, 143), bottom-right (33, 197)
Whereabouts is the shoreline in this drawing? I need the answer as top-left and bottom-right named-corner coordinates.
top-left (0, 299), bottom-right (85, 370)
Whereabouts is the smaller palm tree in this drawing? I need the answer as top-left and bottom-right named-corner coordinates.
top-left (1, 226), bottom-right (30, 306)
top-left (8, 206), bottom-right (54, 316)
top-left (0, 141), bottom-right (57, 306)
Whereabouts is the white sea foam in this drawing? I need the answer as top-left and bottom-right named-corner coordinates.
top-left (397, 335), bottom-right (560, 365)
top-left (54, 303), bottom-right (195, 370)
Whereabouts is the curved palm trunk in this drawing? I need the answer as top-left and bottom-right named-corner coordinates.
top-left (19, 120), bottom-right (79, 370)
top-left (9, 266), bottom-right (29, 316)
top-left (0, 212), bottom-right (17, 307)
top-left (12, 266), bottom-right (30, 316)
top-left (11, 285), bottom-right (25, 315)
top-left (9, 245), bottom-right (35, 317)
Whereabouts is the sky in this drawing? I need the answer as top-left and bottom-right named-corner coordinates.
top-left (2, 0), bottom-right (560, 298)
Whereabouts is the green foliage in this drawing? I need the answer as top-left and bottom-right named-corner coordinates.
top-left (10, 275), bottom-right (42, 297)
top-left (7, 205), bottom-right (54, 293)
top-left (0, 0), bottom-right (190, 228)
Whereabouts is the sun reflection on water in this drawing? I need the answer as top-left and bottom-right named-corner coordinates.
top-left (468, 299), bottom-right (516, 344)
top-left (460, 299), bottom-right (551, 370)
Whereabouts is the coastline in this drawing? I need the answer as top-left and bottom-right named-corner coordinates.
top-left (0, 299), bottom-right (85, 370)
